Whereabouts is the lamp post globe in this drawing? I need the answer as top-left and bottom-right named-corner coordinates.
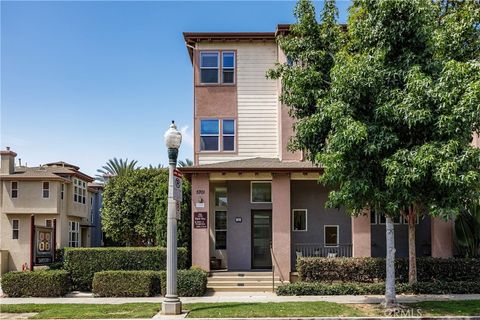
top-left (162, 120), bottom-right (182, 315)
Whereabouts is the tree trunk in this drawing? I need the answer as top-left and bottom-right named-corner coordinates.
top-left (384, 216), bottom-right (397, 308)
top-left (408, 205), bottom-right (417, 284)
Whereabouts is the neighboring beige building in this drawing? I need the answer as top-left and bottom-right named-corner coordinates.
top-left (0, 148), bottom-right (95, 273)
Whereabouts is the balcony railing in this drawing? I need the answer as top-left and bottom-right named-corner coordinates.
top-left (295, 243), bottom-right (353, 258)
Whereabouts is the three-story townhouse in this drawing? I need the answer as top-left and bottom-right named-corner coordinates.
top-left (180, 26), bottom-right (479, 284)
top-left (0, 148), bottom-right (96, 272)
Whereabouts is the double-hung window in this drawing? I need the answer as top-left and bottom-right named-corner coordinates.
top-left (200, 119), bottom-right (219, 151)
top-left (42, 182), bottom-right (50, 198)
top-left (222, 52), bottom-right (235, 83)
top-left (11, 181), bottom-right (18, 198)
top-left (69, 221), bottom-right (80, 247)
top-left (222, 119), bottom-right (235, 151)
top-left (12, 219), bottom-right (19, 239)
top-left (200, 52), bottom-right (219, 84)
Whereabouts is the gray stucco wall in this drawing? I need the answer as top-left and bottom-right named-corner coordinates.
top-left (226, 180), bottom-right (272, 270)
top-left (371, 216), bottom-right (431, 257)
top-left (291, 181), bottom-right (352, 270)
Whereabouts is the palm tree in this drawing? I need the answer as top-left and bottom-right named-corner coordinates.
top-left (177, 159), bottom-right (193, 167)
top-left (96, 158), bottom-right (139, 182)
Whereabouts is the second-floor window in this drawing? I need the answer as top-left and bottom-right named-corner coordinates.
top-left (11, 181), bottom-right (18, 198)
top-left (200, 51), bottom-right (235, 84)
top-left (200, 119), bottom-right (235, 152)
top-left (74, 179), bottom-right (86, 204)
top-left (61, 183), bottom-right (64, 200)
top-left (42, 182), bottom-right (50, 198)
top-left (12, 219), bottom-right (19, 239)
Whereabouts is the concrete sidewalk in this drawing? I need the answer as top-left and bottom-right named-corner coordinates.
top-left (1, 292), bottom-right (480, 305)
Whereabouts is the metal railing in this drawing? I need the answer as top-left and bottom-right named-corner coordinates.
top-left (294, 243), bottom-right (353, 258)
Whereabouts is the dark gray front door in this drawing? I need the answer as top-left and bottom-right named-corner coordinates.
top-left (251, 210), bottom-right (272, 269)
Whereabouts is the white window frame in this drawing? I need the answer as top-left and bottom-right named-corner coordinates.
top-left (324, 225), bottom-right (339, 247)
top-left (292, 209), bottom-right (308, 232)
top-left (250, 181), bottom-right (272, 204)
top-left (68, 221), bottom-right (80, 247)
top-left (45, 219), bottom-right (53, 228)
top-left (214, 210), bottom-right (227, 250)
top-left (12, 219), bottom-right (19, 240)
top-left (11, 181), bottom-right (18, 199)
top-left (42, 181), bottom-right (50, 199)
top-left (200, 118), bottom-right (220, 152)
top-left (221, 119), bottom-right (235, 152)
top-left (200, 51), bottom-right (219, 84)
top-left (74, 179), bottom-right (87, 204)
top-left (221, 51), bottom-right (235, 84)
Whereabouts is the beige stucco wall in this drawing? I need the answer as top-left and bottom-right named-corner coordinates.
top-left (2, 180), bottom-right (60, 214)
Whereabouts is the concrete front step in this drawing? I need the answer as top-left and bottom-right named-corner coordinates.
top-left (209, 276), bottom-right (279, 282)
top-left (208, 280), bottom-right (279, 287)
top-left (207, 285), bottom-right (277, 292)
top-left (209, 271), bottom-right (273, 276)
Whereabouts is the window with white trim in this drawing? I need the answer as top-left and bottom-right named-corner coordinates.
top-left (200, 52), bottom-right (219, 84)
top-left (222, 52), bottom-right (235, 84)
top-left (324, 225), bottom-right (339, 247)
top-left (42, 182), bottom-right (50, 198)
top-left (11, 181), bottom-right (18, 198)
top-left (12, 219), bottom-right (19, 239)
top-left (200, 119), bottom-right (219, 151)
top-left (251, 182), bottom-right (272, 203)
top-left (292, 209), bottom-right (307, 231)
top-left (68, 221), bottom-right (80, 247)
top-left (74, 179), bottom-right (86, 204)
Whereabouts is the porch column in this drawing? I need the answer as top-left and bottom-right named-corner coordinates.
top-left (191, 173), bottom-right (210, 271)
top-left (272, 173), bottom-right (291, 281)
top-left (351, 210), bottom-right (371, 257)
top-left (431, 217), bottom-right (453, 258)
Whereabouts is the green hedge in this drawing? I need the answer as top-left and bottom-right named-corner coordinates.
top-left (159, 267), bottom-right (208, 297)
top-left (1, 270), bottom-right (71, 297)
top-left (91, 268), bottom-right (207, 297)
top-left (64, 247), bottom-right (188, 290)
top-left (92, 271), bottom-right (160, 297)
top-left (277, 281), bottom-right (480, 296)
top-left (297, 257), bottom-right (480, 283)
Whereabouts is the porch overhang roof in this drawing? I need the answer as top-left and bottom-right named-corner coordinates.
top-left (178, 157), bottom-right (323, 174)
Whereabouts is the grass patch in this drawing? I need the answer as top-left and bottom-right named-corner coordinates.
top-left (410, 300), bottom-right (480, 316)
top-left (184, 301), bottom-right (367, 318)
top-left (0, 303), bottom-right (160, 319)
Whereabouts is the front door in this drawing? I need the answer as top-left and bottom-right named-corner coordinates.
top-left (251, 210), bottom-right (272, 269)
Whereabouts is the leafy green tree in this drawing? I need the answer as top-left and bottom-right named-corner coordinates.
top-left (269, 0), bottom-right (480, 307)
top-left (102, 168), bottom-right (191, 249)
top-left (96, 158), bottom-right (139, 182)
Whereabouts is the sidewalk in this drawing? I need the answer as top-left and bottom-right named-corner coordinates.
top-left (1, 292), bottom-right (480, 305)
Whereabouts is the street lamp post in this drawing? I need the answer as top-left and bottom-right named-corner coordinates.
top-left (162, 121), bottom-right (182, 315)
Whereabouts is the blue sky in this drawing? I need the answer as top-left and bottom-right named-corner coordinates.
top-left (1, 1), bottom-right (350, 177)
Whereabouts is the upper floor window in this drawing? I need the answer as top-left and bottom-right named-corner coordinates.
top-left (74, 179), bottom-right (86, 204)
top-left (11, 181), bottom-right (18, 198)
top-left (200, 119), bottom-right (219, 151)
top-left (222, 119), bottom-right (235, 151)
top-left (200, 52), bottom-right (219, 84)
top-left (42, 182), bottom-right (50, 198)
top-left (61, 183), bottom-right (64, 200)
top-left (200, 51), bottom-right (235, 84)
top-left (222, 52), bottom-right (235, 84)
top-left (12, 219), bottom-right (19, 239)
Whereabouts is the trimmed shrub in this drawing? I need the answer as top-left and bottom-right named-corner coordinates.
top-left (1, 270), bottom-right (71, 297)
top-left (277, 281), bottom-right (480, 296)
top-left (159, 268), bottom-right (208, 297)
top-left (64, 247), bottom-right (188, 290)
top-left (297, 257), bottom-right (480, 283)
top-left (92, 271), bottom-right (160, 297)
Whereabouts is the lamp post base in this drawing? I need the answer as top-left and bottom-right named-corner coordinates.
top-left (162, 300), bottom-right (182, 315)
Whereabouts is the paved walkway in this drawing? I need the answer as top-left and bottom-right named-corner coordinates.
top-left (1, 292), bottom-right (480, 305)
